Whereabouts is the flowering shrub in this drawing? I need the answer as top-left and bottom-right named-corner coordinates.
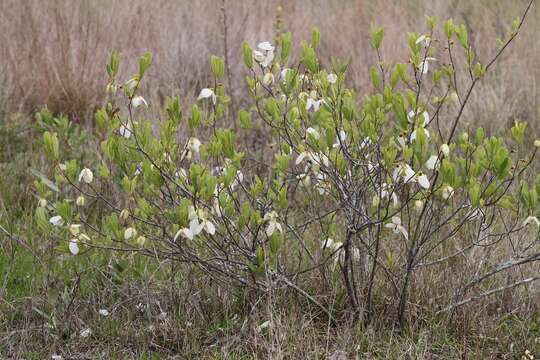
top-left (36, 11), bottom-right (540, 325)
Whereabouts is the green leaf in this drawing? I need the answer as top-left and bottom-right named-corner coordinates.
top-left (370, 24), bottom-right (384, 50)
top-left (106, 50), bottom-right (120, 78)
top-left (242, 41), bottom-right (253, 69)
top-left (210, 55), bottom-right (225, 80)
top-left (43, 131), bottom-right (59, 160)
top-left (138, 52), bottom-right (153, 79)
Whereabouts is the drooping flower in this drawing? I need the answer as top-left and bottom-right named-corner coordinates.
top-left (306, 127), bottom-right (320, 139)
top-left (174, 206), bottom-right (216, 241)
top-left (384, 216), bottom-right (408, 240)
top-left (99, 309), bottom-right (110, 317)
top-left (442, 184), bottom-right (454, 200)
top-left (187, 137), bottom-right (202, 154)
top-left (306, 98), bottom-right (324, 112)
top-left (78, 168), bottom-right (93, 184)
top-left (393, 163), bottom-right (416, 184)
top-left (257, 41), bottom-right (274, 52)
top-left (69, 224), bottom-right (82, 236)
top-left (523, 216), bottom-right (540, 227)
top-left (262, 73), bottom-right (274, 86)
top-left (416, 172), bottom-right (430, 189)
top-left (80, 328), bottom-right (92, 338)
top-left (76, 196), bottom-right (86, 206)
top-left (124, 227), bottom-right (137, 240)
top-left (49, 215), bottom-right (64, 226)
top-left (253, 41), bottom-right (275, 68)
top-left (197, 88), bottom-right (217, 105)
top-left (68, 239), bottom-right (79, 255)
top-left (419, 57), bottom-right (436, 75)
top-left (321, 238), bottom-right (342, 251)
top-left (119, 123), bottom-right (132, 139)
top-left (380, 183), bottom-right (399, 207)
top-left (264, 211), bottom-right (282, 237)
top-left (132, 95), bottom-right (148, 108)
top-left (327, 73), bottom-right (338, 84)
top-left (425, 155), bottom-right (440, 170)
top-left (440, 143), bottom-right (450, 157)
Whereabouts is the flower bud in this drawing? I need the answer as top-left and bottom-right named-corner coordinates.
top-left (76, 196), bottom-right (86, 206)
top-left (120, 209), bottom-right (130, 221)
top-left (69, 224), bottom-right (81, 236)
top-left (124, 227), bottom-right (137, 240)
top-left (262, 73), bottom-right (274, 86)
top-left (414, 200), bottom-right (424, 210)
top-left (534, 139), bottom-right (540, 147)
top-left (440, 143), bottom-right (450, 157)
top-left (38, 198), bottom-right (48, 208)
top-left (136, 236), bottom-right (146, 246)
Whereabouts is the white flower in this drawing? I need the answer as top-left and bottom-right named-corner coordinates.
top-left (440, 143), bottom-right (450, 157)
top-left (280, 68), bottom-right (290, 80)
top-left (393, 163), bottom-right (416, 184)
top-left (253, 50), bottom-right (266, 63)
top-left (197, 88), bottom-right (217, 105)
top-left (534, 139), bottom-right (540, 147)
top-left (442, 184), bottom-right (454, 200)
top-left (297, 172), bottom-right (311, 187)
top-left (419, 57), bottom-right (436, 75)
top-left (264, 211), bottom-right (282, 237)
top-left (253, 43), bottom-right (274, 68)
top-left (187, 137), bottom-right (202, 154)
top-left (203, 219), bottom-right (216, 235)
top-left (52, 355), bottom-right (62, 360)
top-left (396, 134), bottom-right (407, 148)
top-left (257, 41), bottom-right (274, 52)
top-left (68, 239), bottom-right (79, 255)
top-left (132, 95), bottom-right (148, 108)
top-left (80, 328), bottom-right (92, 338)
top-left (78, 168), bottom-right (93, 184)
top-left (174, 207), bottom-right (215, 240)
top-left (410, 127), bottom-right (430, 142)
top-left (327, 73), bottom-right (338, 84)
top-left (416, 173), bottom-right (430, 189)
top-left (49, 215), bottom-right (64, 226)
top-left (380, 183), bottom-right (399, 207)
top-left (295, 151), bottom-right (329, 168)
top-left (415, 34), bottom-right (427, 45)
top-left (425, 155), bottom-right (439, 170)
top-left (306, 98), bottom-right (324, 112)
top-left (76, 196), bottom-right (86, 206)
top-left (306, 127), bottom-right (320, 139)
top-left (119, 123), bottom-right (132, 139)
top-left (125, 78), bottom-right (138, 91)
top-left (99, 309), bottom-right (110, 316)
top-left (523, 216), bottom-right (540, 227)
top-left (124, 227), bottom-right (137, 240)
top-left (407, 110), bottom-right (429, 126)
top-left (333, 129), bottom-right (347, 148)
top-left (38, 198), bottom-right (47, 207)
top-left (322, 238), bottom-right (342, 251)
top-left (385, 216), bottom-right (408, 240)
top-left (174, 168), bottom-right (187, 179)
top-left (414, 200), bottom-right (424, 210)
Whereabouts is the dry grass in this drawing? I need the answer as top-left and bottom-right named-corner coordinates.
top-left (0, 0), bottom-right (538, 128)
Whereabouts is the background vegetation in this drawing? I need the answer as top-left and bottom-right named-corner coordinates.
top-left (1, 0), bottom-right (539, 358)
